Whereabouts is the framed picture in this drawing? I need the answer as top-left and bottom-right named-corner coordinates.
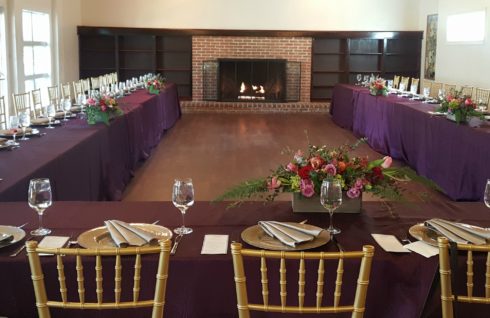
top-left (424, 14), bottom-right (438, 80)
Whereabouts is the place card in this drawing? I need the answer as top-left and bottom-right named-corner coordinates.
top-left (371, 234), bottom-right (410, 253)
top-left (201, 234), bottom-right (229, 254)
top-left (38, 236), bottom-right (70, 256)
top-left (404, 241), bottom-right (439, 258)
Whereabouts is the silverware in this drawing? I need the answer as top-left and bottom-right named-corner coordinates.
top-left (9, 236), bottom-right (33, 257)
top-left (299, 219), bottom-right (308, 224)
top-left (17, 222), bottom-right (28, 229)
top-left (152, 220), bottom-right (160, 225)
top-left (331, 234), bottom-right (344, 252)
top-left (170, 234), bottom-right (183, 255)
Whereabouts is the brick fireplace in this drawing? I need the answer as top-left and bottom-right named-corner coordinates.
top-left (192, 36), bottom-right (312, 102)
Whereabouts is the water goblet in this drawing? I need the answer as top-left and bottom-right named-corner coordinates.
top-left (172, 178), bottom-right (195, 235)
top-left (320, 179), bottom-right (343, 235)
top-left (484, 179), bottom-right (490, 209)
top-left (62, 99), bottom-right (71, 121)
top-left (18, 112), bottom-right (31, 141)
top-left (8, 116), bottom-right (20, 146)
top-left (423, 87), bottom-right (430, 101)
top-left (362, 75), bottom-right (369, 86)
top-left (28, 178), bottom-right (52, 236)
top-left (387, 80), bottom-right (394, 90)
top-left (356, 74), bottom-right (362, 85)
top-left (46, 104), bottom-right (56, 129)
top-left (399, 83), bottom-right (406, 93)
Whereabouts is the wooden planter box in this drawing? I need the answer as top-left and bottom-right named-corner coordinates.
top-left (291, 192), bottom-right (362, 214)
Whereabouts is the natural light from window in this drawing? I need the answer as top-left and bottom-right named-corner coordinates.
top-left (447, 10), bottom-right (486, 43)
top-left (22, 10), bottom-right (51, 94)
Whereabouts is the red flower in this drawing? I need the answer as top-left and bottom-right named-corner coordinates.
top-left (298, 165), bottom-right (313, 179)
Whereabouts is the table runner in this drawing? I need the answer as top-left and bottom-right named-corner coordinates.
top-left (0, 200), bottom-right (488, 318)
top-left (0, 84), bottom-right (181, 202)
top-left (330, 84), bottom-right (490, 201)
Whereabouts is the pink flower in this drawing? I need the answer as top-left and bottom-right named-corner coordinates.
top-left (300, 179), bottom-right (315, 198)
top-left (267, 177), bottom-right (281, 190)
top-left (354, 178), bottom-right (364, 189)
top-left (323, 164), bottom-right (337, 176)
top-left (381, 156), bottom-right (393, 169)
top-left (87, 98), bottom-right (96, 106)
top-left (286, 162), bottom-right (298, 173)
top-left (347, 187), bottom-right (361, 199)
top-left (310, 156), bottom-right (324, 170)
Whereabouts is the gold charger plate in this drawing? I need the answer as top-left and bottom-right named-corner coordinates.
top-left (241, 223), bottom-right (330, 251)
top-left (77, 223), bottom-right (173, 249)
top-left (409, 223), bottom-right (441, 247)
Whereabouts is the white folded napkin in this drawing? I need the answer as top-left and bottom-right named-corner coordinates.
top-left (425, 219), bottom-right (490, 245)
top-left (371, 234), bottom-right (410, 253)
top-left (404, 241), bottom-right (439, 258)
top-left (104, 220), bottom-right (157, 248)
top-left (258, 221), bottom-right (323, 247)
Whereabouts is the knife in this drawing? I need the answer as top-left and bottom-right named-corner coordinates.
top-left (170, 234), bottom-right (183, 255)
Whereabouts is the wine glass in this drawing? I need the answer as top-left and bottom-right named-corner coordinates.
top-left (484, 179), bottom-right (490, 208)
top-left (63, 99), bottom-right (72, 121)
top-left (18, 112), bottom-right (31, 141)
top-left (356, 74), bottom-right (362, 85)
top-left (423, 87), bottom-right (430, 101)
top-left (46, 104), bottom-right (56, 129)
top-left (28, 178), bottom-right (52, 236)
top-left (320, 179), bottom-right (342, 235)
top-left (477, 99), bottom-right (487, 113)
top-left (172, 178), bottom-right (195, 235)
top-left (8, 116), bottom-right (20, 146)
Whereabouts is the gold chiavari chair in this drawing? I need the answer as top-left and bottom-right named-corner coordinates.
top-left (73, 80), bottom-right (83, 98)
top-left (437, 237), bottom-right (490, 318)
top-left (26, 239), bottom-right (171, 318)
top-left (421, 79), bottom-right (432, 91)
top-left (400, 76), bottom-right (410, 91)
top-left (61, 83), bottom-right (72, 101)
top-left (0, 96), bottom-right (7, 129)
top-left (461, 86), bottom-right (474, 98)
top-left (231, 243), bottom-right (375, 318)
top-left (444, 84), bottom-right (457, 93)
top-left (81, 78), bottom-right (91, 94)
top-left (474, 88), bottom-right (490, 110)
top-left (430, 82), bottom-right (443, 99)
top-left (411, 78), bottom-right (419, 93)
top-left (47, 85), bottom-right (59, 106)
top-left (393, 75), bottom-right (401, 89)
top-left (90, 76), bottom-right (100, 90)
top-left (30, 89), bottom-right (43, 118)
top-left (12, 92), bottom-right (32, 116)
top-left (111, 72), bottom-right (118, 85)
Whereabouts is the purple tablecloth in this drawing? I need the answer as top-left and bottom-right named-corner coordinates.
top-left (0, 84), bottom-right (181, 202)
top-left (0, 200), bottom-right (489, 318)
top-left (331, 84), bottom-right (490, 201)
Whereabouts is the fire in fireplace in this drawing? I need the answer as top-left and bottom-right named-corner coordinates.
top-left (218, 59), bottom-right (286, 102)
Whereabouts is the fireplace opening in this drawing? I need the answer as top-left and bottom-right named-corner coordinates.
top-left (218, 59), bottom-right (286, 102)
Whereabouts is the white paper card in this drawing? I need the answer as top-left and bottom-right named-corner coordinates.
top-left (371, 234), bottom-right (410, 253)
top-left (201, 235), bottom-right (229, 254)
top-left (404, 241), bottom-right (439, 258)
top-left (38, 236), bottom-right (70, 256)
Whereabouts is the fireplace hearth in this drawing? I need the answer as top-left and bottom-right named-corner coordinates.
top-left (218, 59), bottom-right (286, 102)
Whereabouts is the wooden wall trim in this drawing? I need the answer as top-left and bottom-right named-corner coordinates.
top-left (77, 26), bottom-right (423, 39)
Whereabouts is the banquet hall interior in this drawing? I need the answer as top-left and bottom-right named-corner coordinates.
top-left (0, 0), bottom-right (490, 317)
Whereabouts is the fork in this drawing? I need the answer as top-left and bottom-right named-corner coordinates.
top-left (170, 234), bottom-right (183, 255)
top-left (331, 234), bottom-right (344, 252)
top-left (9, 236), bottom-right (33, 257)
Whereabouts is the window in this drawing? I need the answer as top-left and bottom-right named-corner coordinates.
top-left (447, 10), bottom-right (486, 43)
top-left (22, 10), bottom-right (51, 93)
top-left (0, 7), bottom-right (7, 99)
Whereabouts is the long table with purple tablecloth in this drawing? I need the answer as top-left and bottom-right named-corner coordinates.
top-left (0, 200), bottom-right (489, 318)
top-left (0, 83), bottom-right (181, 202)
top-left (330, 84), bottom-right (490, 201)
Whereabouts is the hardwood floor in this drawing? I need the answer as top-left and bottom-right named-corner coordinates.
top-left (122, 113), bottom-right (442, 202)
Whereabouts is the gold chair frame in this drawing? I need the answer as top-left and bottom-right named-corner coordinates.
top-left (30, 89), bottom-right (43, 118)
top-left (0, 96), bottom-right (7, 129)
top-left (26, 239), bottom-right (171, 318)
top-left (393, 75), bottom-right (401, 89)
top-left (430, 82), bottom-right (443, 99)
top-left (91, 77), bottom-right (100, 90)
top-left (443, 84), bottom-right (456, 93)
top-left (474, 88), bottom-right (490, 109)
top-left (81, 78), bottom-right (91, 94)
top-left (461, 86), bottom-right (474, 98)
top-left (437, 237), bottom-right (490, 318)
top-left (411, 78), bottom-right (419, 93)
top-left (231, 243), bottom-right (375, 318)
top-left (421, 79), bottom-right (433, 91)
top-left (12, 92), bottom-right (32, 116)
top-left (47, 85), bottom-right (59, 106)
top-left (73, 81), bottom-right (83, 98)
top-left (400, 76), bottom-right (410, 90)
top-left (61, 83), bottom-right (72, 101)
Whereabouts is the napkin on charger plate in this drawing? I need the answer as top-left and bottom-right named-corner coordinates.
top-left (104, 220), bottom-right (157, 248)
top-left (425, 218), bottom-right (490, 245)
top-left (258, 221), bottom-right (323, 247)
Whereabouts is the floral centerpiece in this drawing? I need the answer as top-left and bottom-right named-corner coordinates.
top-left (146, 77), bottom-right (166, 95)
top-left (215, 139), bottom-right (430, 208)
top-left (437, 89), bottom-right (482, 124)
top-left (86, 95), bottom-right (123, 125)
top-left (369, 78), bottom-right (388, 96)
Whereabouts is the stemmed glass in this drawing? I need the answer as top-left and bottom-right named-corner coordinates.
top-left (28, 178), bottom-right (52, 236)
top-left (63, 99), bottom-right (72, 121)
top-left (477, 99), bottom-right (487, 113)
top-left (18, 112), bottom-right (31, 141)
top-left (356, 74), bottom-right (362, 85)
top-left (8, 116), bottom-right (20, 146)
top-left (46, 104), bottom-right (56, 129)
top-left (320, 179), bottom-right (343, 235)
top-left (172, 178), bottom-right (195, 235)
top-left (422, 87), bottom-right (430, 102)
top-left (484, 179), bottom-right (490, 209)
